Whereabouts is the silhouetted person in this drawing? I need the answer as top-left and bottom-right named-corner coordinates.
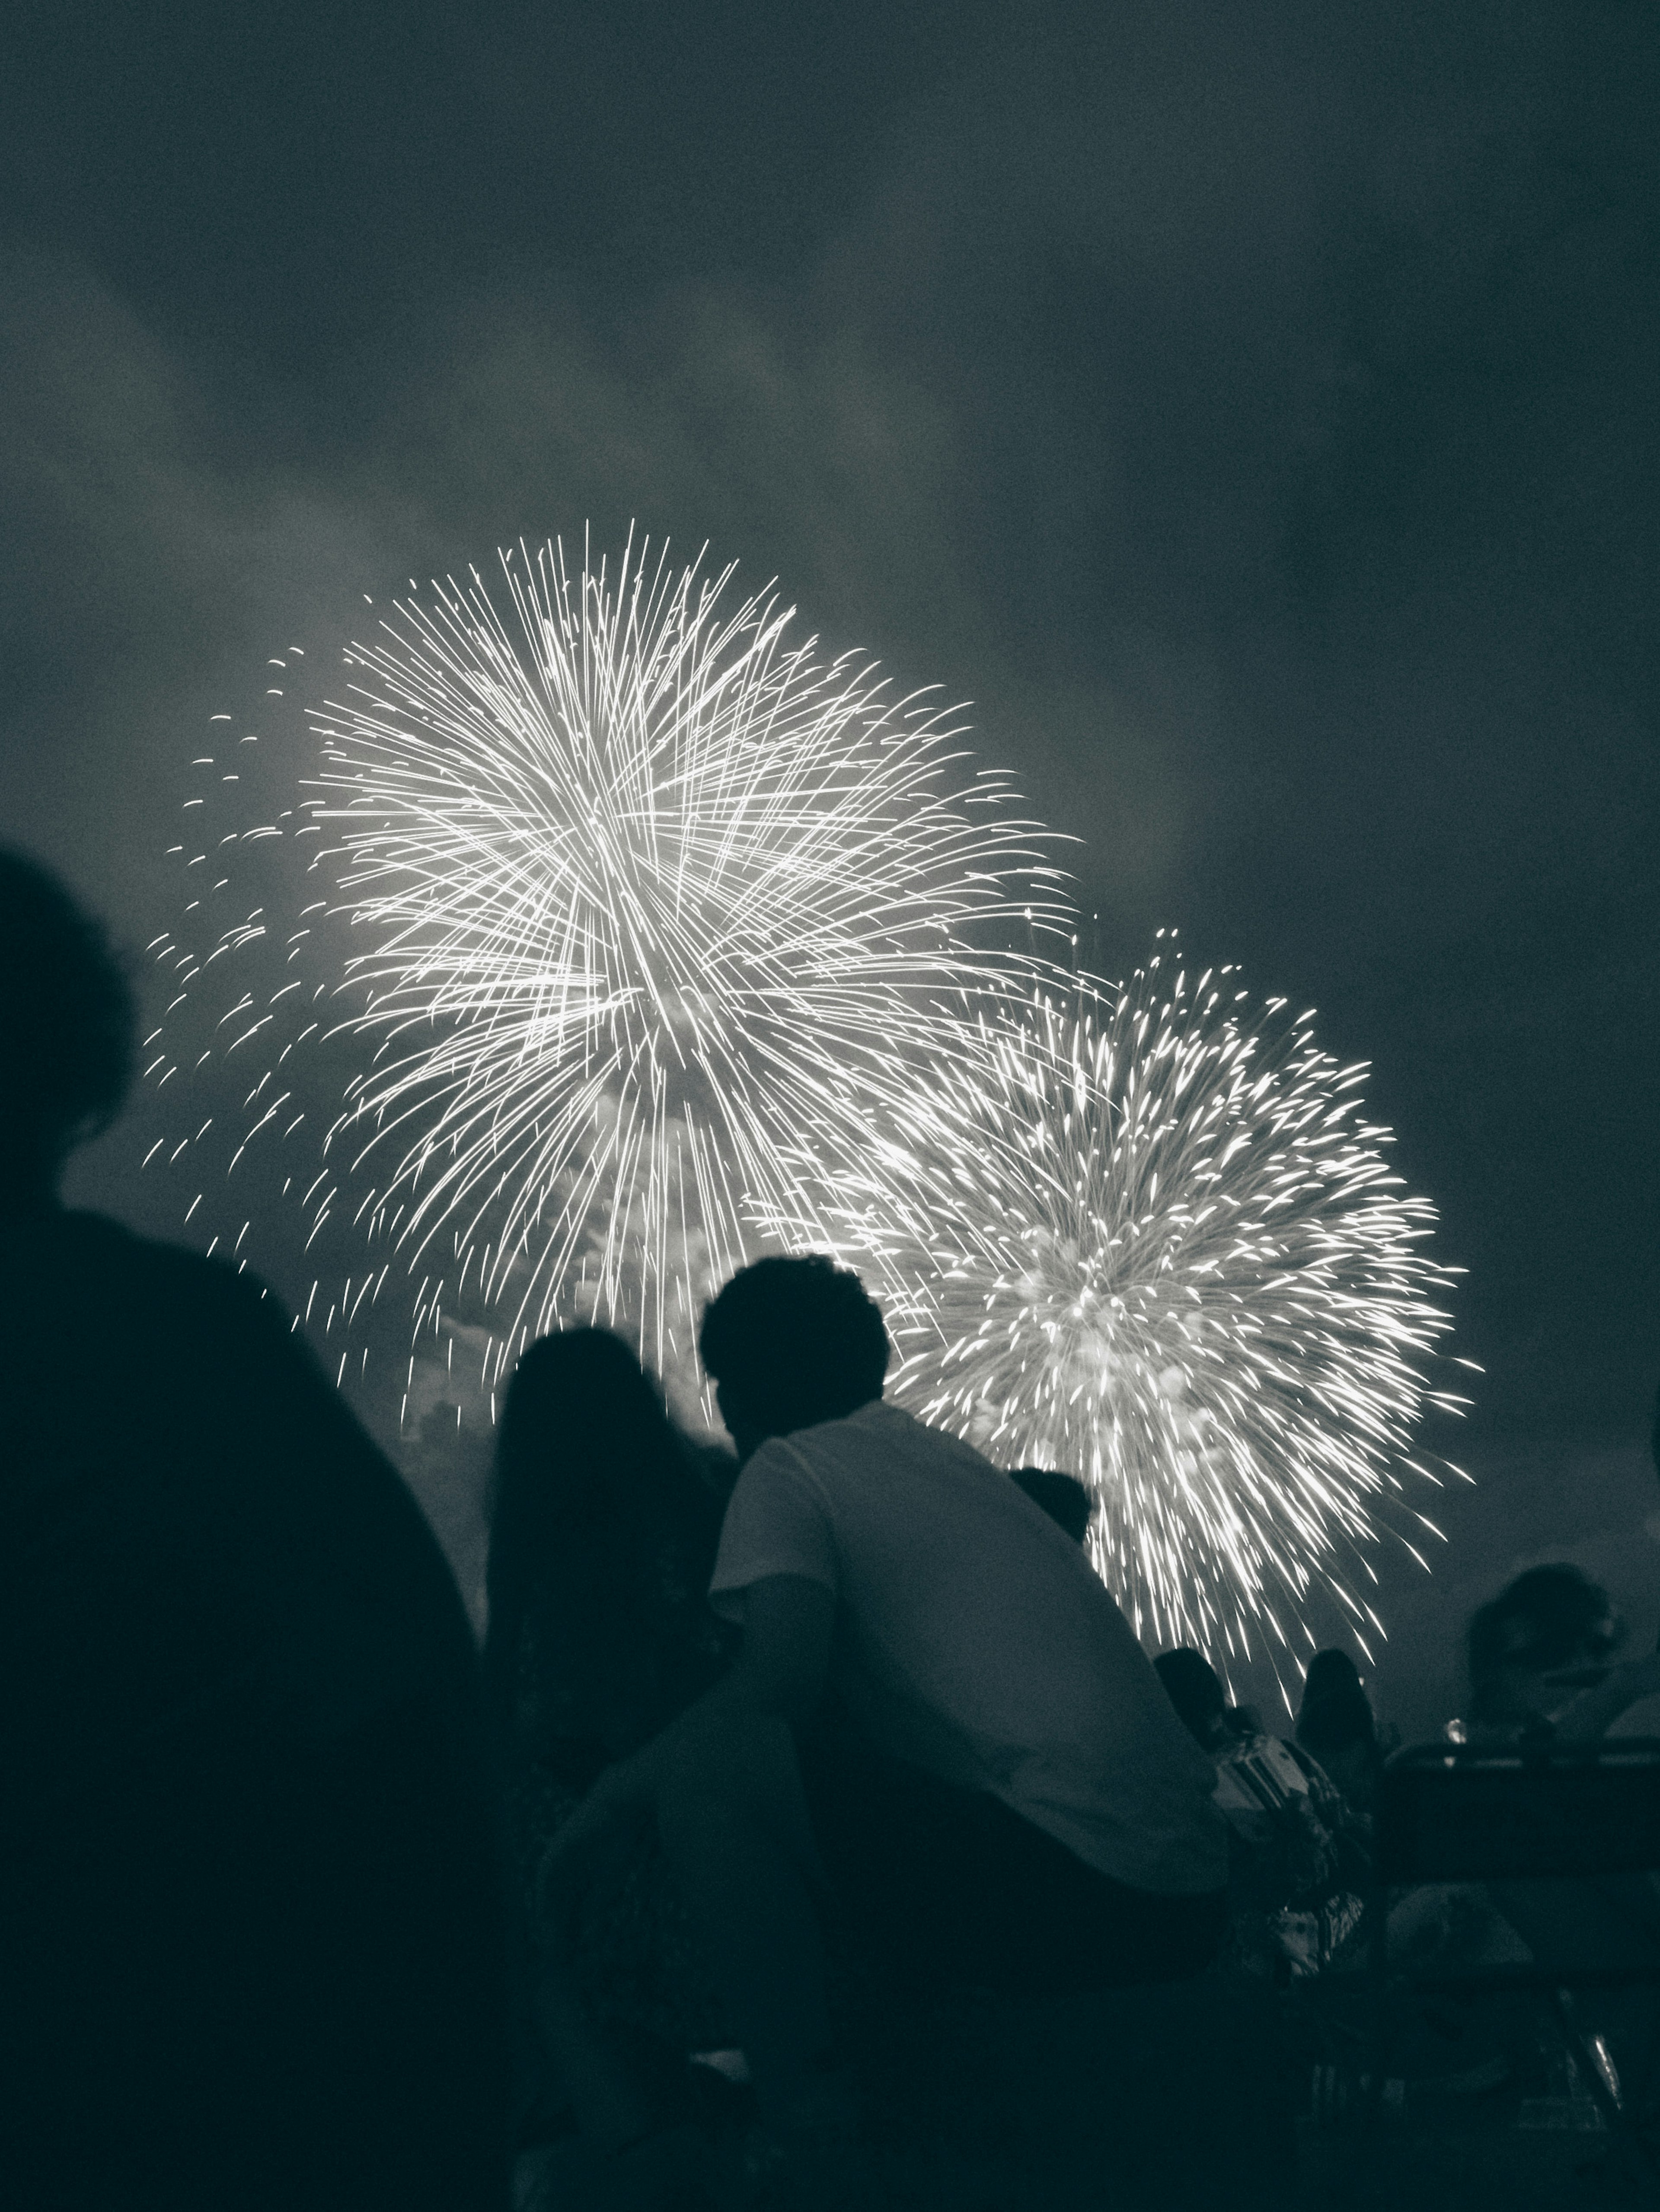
top-left (1154, 1646), bottom-right (1231, 1752)
top-left (1463, 1564), bottom-right (1627, 1740)
top-left (0, 852), bottom-right (511, 2209)
top-left (1295, 1650), bottom-right (1385, 1817)
top-left (541, 1253), bottom-right (1227, 2190)
top-left (1409, 1568), bottom-right (1660, 2098)
top-left (485, 1328), bottom-right (731, 1785)
top-left (1449, 1562), bottom-right (1660, 1756)
top-left (1011, 1465), bottom-right (1093, 1544)
top-left (1156, 1647), bottom-right (1368, 1980)
top-left (483, 1330), bottom-right (736, 2173)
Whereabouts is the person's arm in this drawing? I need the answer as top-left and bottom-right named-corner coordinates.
top-left (726, 1572), bottom-right (836, 1720)
top-left (535, 1575), bottom-right (834, 1896)
top-left (604, 1570), bottom-right (835, 1777)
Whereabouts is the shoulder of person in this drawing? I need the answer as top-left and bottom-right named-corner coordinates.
top-left (742, 1400), bottom-right (945, 1487)
top-left (737, 1427), bottom-right (830, 1489)
top-left (2, 1211), bottom-right (306, 1413)
top-left (64, 1212), bottom-right (297, 1339)
top-left (797, 1398), bottom-right (985, 1464)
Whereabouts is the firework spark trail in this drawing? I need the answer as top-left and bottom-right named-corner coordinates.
top-left (811, 938), bottom-right (1468, 1692)
top-left (151, 536), bottom-right (1063, 1415)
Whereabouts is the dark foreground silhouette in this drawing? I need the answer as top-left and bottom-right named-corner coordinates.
top-left (0, 851), bottom-right (512, 2210)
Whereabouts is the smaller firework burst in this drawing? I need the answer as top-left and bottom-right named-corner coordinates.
top-left (823, 938), bottom-right (1466, 1687)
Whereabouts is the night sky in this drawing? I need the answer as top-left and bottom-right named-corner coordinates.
top-left (4, 0), bottom-right (1657, 1731)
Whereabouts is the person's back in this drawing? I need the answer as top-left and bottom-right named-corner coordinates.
top-left (483, 1328), bottom-right (736, 2110)
top-left (697, 1255), bottom-right (1227, 2001)
top-left (0, 852), bottom-right (511, 2210)
top-left (715, 1396), bottom-right (1223, 1896)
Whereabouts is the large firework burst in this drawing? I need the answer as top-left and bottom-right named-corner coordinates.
top-left (822, 940), bottom-right (1465, 1680)
top-left (149, 538), bottom-right (1059, 1414)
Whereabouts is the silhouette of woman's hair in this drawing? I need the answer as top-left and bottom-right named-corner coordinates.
top-left (699, 1253), bottom-right (891, 1437)
top-left (0, 850), bottom-right (135, 1186)
top-left (1296, 1648), bottom-right (1376, 1759)
top-left (482, 1329), bottom-right (694, 1727)
top-left (1302, 1650), bottom-right (1363, 1705)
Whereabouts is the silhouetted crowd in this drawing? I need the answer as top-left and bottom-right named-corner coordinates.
top-left (5, 848), bottom-right (1659, 2210)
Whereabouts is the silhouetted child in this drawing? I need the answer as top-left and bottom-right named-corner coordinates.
top-left (1295, 1649), bottom-right (1385, 1817)
top-left (0, 851), bottom-right (511, 2210)
top-left (540, 1254), bottom-right (1228, 2195)
top-left (1011, 1465), bottom-right (1093, 1544)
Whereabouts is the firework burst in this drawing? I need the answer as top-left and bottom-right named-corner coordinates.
top-left (147, 543), bottom-right (1467, 1679)
top-left (822, 939), bottom-right (1466, 1684)
top-left (149, 537), bottom-right (1060, 1416)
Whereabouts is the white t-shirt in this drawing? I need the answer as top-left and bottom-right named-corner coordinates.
top-left (709, 1398), bottom-right (1226, 1896)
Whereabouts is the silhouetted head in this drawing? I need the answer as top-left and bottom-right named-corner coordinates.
top-left (1296, 1651), bottom-right (1384, 1807)
top-left (0, 851), bottom-right (135, 1211)
top-left (492, 1328), bottom-right (677, 1533)
top-left (699, 1253), bottom-right (891, 1460)
top-left (1466, 1563), bottom-right (1622, 1729)
top-left (485, 1329), bottom-right (702, 1725)
top-left (1296, 1649), bottom-right (1376, 1757)
top-left (1011, 1466), bottom-right (1092, 1545)
top-left (1302, 1650), bottom-right (1363, 1707)
top-left (1154, 1647), bottom-right (1229, 1751)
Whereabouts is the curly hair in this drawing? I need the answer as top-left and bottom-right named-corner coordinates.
top-left (1467, 1563), bottom-right (1622, 1719)
top-left (699, 1253), bottom-right (891, 1439)
top-left (0, 850), bottom-right (135, 1182)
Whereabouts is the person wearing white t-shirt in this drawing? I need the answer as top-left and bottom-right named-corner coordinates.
top-left (541, 1254), bottom-right (1227, 2163)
